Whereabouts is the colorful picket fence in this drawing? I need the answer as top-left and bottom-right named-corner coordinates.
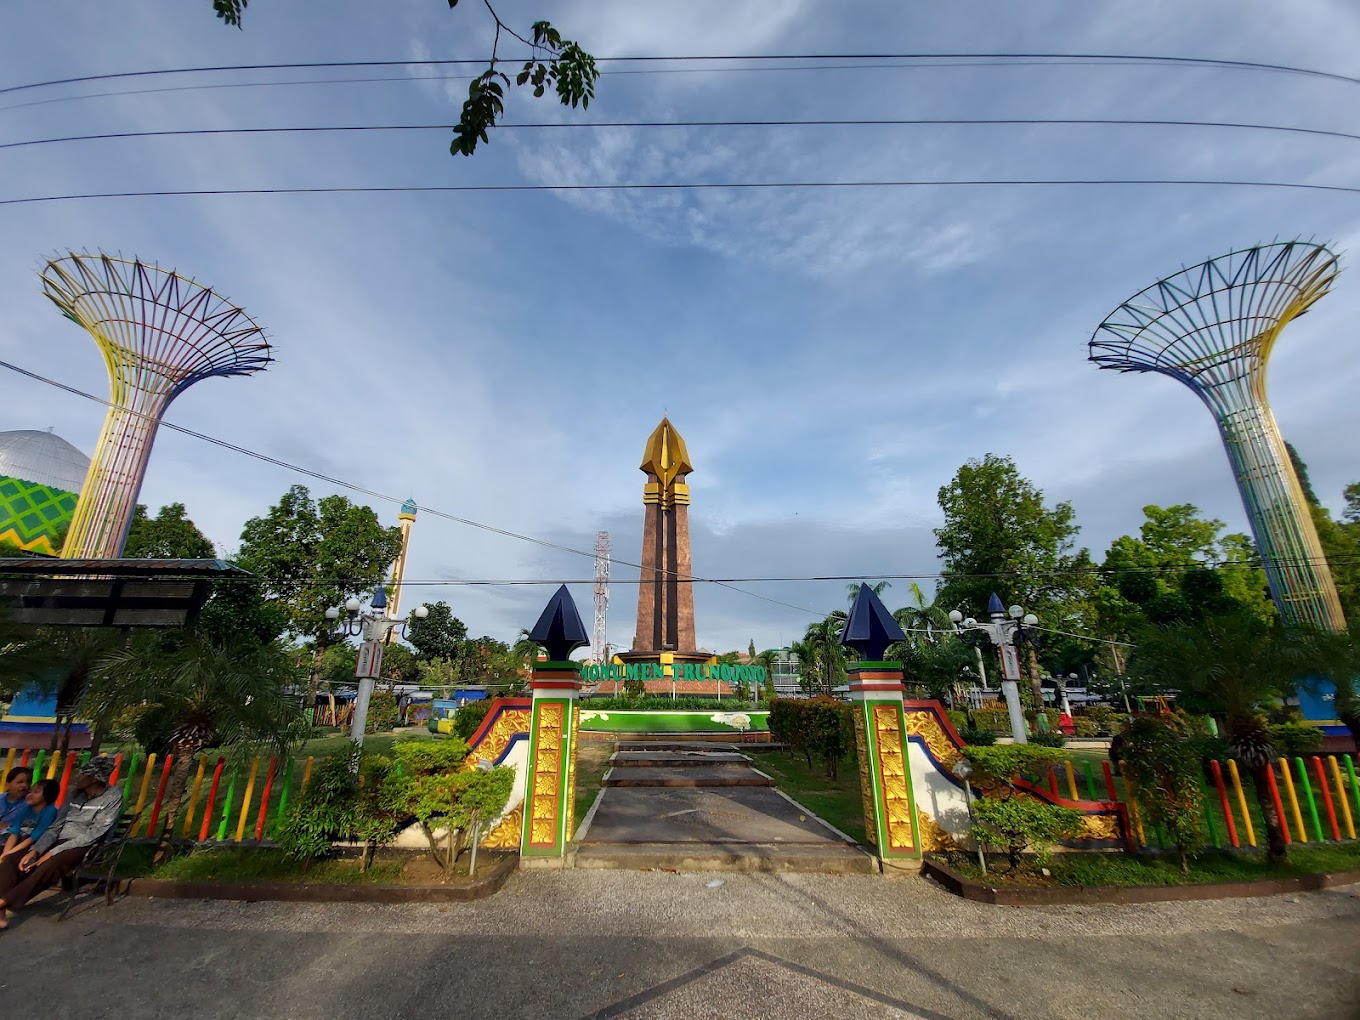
top-left (0, 746), bottom-right (317, 844)
top-left (1046, 753), bottom-right (1360, 850)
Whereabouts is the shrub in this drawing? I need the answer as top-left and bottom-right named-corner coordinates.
top-left (583, 696), bottom-right (756, 711)
top-left (972, 797), bottom-right (1084, 870)
top-left (1121, 716), bottom-right (1204, 873)
top-left (365, 691), bottom-right (399, 733)
top-left (769, 698), bottom-right (811, 765)
top-left (1269, 723), bottom-right (1324, 756)
top-left (381, 738), bottom-right (510, 879)
top-left (945, 709), bottom-right (969, 735)
top-left (962, 744), bottom-right (1069, 794)
top-left (452, 700), bottom-right (493, 741)
top-left (972, 703), bottom-right (1012, 734)
top-left (1084, 705), bottom-right (1120, 735)
top-left (1072, 717), bottom-right (1099, 738)
top-left (960, 727), bottom-right (997, 746)
top-left (803, 697), bottom-right (853, 779)
top-left (1031, 731), bottom-right (1066, 748)
top-left (276, 753), bottom-right (362, 864)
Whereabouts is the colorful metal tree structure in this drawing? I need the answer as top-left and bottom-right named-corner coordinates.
top-left (40, 253), bottom-right (271, 558)
top-left (1090, 240), bottom-right (1346, 632)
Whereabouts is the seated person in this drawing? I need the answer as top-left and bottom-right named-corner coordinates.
top-left (0, 767), bottom-right (33, 830)
top-left (2, 779), bottom-right (61, 860)
top-left (0, 755), bottom-right (122, 929)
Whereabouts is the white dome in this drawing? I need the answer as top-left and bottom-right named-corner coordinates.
top-left (0, 430), bottom-right (90, 493)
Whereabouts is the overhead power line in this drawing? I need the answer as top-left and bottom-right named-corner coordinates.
top-left (4, 51), bottom-right (1360, 99)
top-left (5, 177), bottom-right (1358, 208)
top-left (0, 358), bottom-right (821, 619)
top-left (7, 116), bottom-right (1360, 154)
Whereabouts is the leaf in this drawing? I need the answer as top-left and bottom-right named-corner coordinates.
top-left (517, 70), bottom-right (530, 86)
top-left (211, 0), bottom-right (247, 27)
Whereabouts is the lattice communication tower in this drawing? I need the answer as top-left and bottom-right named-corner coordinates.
top-left (1090, 240), bottom-right (1346, 631)
top-left (593, 530), bottom-right (610, 663)
top-left (41, 253), bottom-right (272, 558)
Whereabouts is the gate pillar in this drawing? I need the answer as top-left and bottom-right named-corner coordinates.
top-left (520, 585), bottom-right (589, 863)
top-left (841, 583), bottom-right (921, 872)
top-left (849, 663), bottom-right (921, 871)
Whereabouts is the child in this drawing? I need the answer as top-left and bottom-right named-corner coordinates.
top-left (2, 779), bottom-right (61, 860)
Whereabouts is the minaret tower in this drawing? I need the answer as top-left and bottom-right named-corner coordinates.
top-left (384, 498), bottom-right (418, 642)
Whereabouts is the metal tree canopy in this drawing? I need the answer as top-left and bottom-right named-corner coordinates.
top-left (40, 253), bottom-right (271, 559)
top-left (1090, 240), bottom-right (1346, 631)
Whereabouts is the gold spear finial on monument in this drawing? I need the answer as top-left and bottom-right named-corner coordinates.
top-left (640, 417), bottom-right (692, 507)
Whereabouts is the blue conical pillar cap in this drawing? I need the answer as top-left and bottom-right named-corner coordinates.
top-left (529, 585), bottom-right (589, 662)
top-left (370, 585), bottom-right (388, 611)
top-left (987, 592), bottom-right (1004, 617)
top-left (839, 583), bottom-right (908, 662)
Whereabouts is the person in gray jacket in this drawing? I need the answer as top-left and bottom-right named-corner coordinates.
top-left (0, 754), bottom-right (123, 929)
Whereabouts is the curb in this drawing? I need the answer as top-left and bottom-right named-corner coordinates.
top-left (921, 858), bottom-right (1360, 906)
top-left (123, 854), bottom-right (518, 904)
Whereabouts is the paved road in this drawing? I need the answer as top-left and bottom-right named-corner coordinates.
top-left (2, 871), bottom-right (1357, 1019)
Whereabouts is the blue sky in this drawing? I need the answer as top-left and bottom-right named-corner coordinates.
top-left (2, 0), bottom-right (1359, 653)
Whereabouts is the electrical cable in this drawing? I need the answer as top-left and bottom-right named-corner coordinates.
top-left (5, 51), bottom-right (1360, 99)
top-left (7, 116), bottom-right (1360, 154)
top-left (0, 358), bottom-right (822, 618)
top-left (5, 177), bottom-right (1358, 208)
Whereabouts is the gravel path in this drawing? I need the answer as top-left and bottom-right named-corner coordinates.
top-left (2, 870), bottom-right (1356, 1019)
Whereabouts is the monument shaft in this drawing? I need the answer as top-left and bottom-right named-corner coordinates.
top-left (631, 419), bottom-right (697, 655)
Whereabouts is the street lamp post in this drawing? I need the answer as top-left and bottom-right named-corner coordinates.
top-left (325, 586), bottom-right (428, 751)
top-left (949, 593), bottom-right (1037, 745)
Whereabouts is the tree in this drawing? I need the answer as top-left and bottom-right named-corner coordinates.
top-left (845, 580), bottom-right (891, 606)
top-left (95, 633), bottom-right (306, 861)
top-left (235, 484), bottom-right (402, 709)
top-left (934, 455), bottom-right (1087, 623)
top-left (123, 503), bottom-right (215, 559)
top-left (793, 611), bottom-right (848, 696)
top-left (1120, 716), bottom-right (1205, 873)
top-left (407, 601), bottom-right (469, 662)
top-left (1125, 610), bottom-right (1316, 863)
top-left (208, 1), bottom-right (597, 158)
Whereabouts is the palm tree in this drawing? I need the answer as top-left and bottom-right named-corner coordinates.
top-left (1126, 610), bottom-right (1314, 863)
top-left (512, 629), bottom-right (541, 672)
top-left (95, 634), bottom-right (306, 862)
top-left (797, 611), bottom-right (849, 696)
top-left (846, 580), bottom-right (891, 607)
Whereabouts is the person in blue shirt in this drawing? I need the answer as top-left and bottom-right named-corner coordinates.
top-left (2, 779), bottom-right (61, 861)
top-left (0, 767), bottom-right (33, 830)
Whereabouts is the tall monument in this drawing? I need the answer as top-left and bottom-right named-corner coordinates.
top-left (625, 418), bottom-right (703, 662)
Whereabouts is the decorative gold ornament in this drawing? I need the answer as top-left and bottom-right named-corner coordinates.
top-left (916, 809), bottom-right (959, 852)
top-left (873, 704), bottom-right (916, 852)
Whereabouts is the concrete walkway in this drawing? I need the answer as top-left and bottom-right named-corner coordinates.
top-left (576, 743), bottom-right (873, 874)
top-left (2, 869), bottom-right (1356, 1019)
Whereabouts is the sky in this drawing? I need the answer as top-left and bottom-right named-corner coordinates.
top-left (1, 0), bottom-right (1359, 655)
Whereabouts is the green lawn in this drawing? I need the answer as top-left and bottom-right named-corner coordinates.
top-left (573, 741), bottom-right (614, 836)
top-left (123, 846), bottom-right (403, 884)
top-left (751, 749), bottom-right (868, 846)
top-left (943, 841), bottom-right (1360, 888)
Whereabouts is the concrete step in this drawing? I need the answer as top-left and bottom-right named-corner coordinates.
top-left (572, 841), bottom-right (875, 875)
top-left (615, 740), bottom-right (742, 752)
top-left (609, 751), bottom-right (751, 768)
top-left (603, 766), bottom-right (773, 788)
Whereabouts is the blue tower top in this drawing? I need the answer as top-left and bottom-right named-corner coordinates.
top-left (370, 585), bottom-right (388, 611)
top-left (400, 498), bottom-right (417, 518)
top-left (839, 583), bottom-right (907, 662)
top-left (987, 592), bottom-right (1004, 617)
top-left (529, 585), bottom-right (589, 662)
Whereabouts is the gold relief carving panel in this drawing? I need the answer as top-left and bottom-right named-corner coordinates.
top-left (853, 710), bottom-right (876, 847)
top-left (873, 704), bottom-right (916, 852)
top-left (565, 704), bottom-right (580, 839)
top-left (482, 805), bottom-right (523, 849)
top-left (902, 707), bottom-right (962, 774)
top-left (462, 706), bottom-right (532, 772)
top-left (916, 810), bottom-right (958, 852)
top-left (528, 703), bottom-right (566, 848)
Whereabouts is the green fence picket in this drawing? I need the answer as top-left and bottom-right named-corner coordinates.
top-left (1296, 756), bottom-right (1324, 842)
top-left (216, 764), bottom-right (241, 842)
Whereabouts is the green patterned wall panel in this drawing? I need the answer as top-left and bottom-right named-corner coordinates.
top-left (0, 475), bottom-right (78, 554)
